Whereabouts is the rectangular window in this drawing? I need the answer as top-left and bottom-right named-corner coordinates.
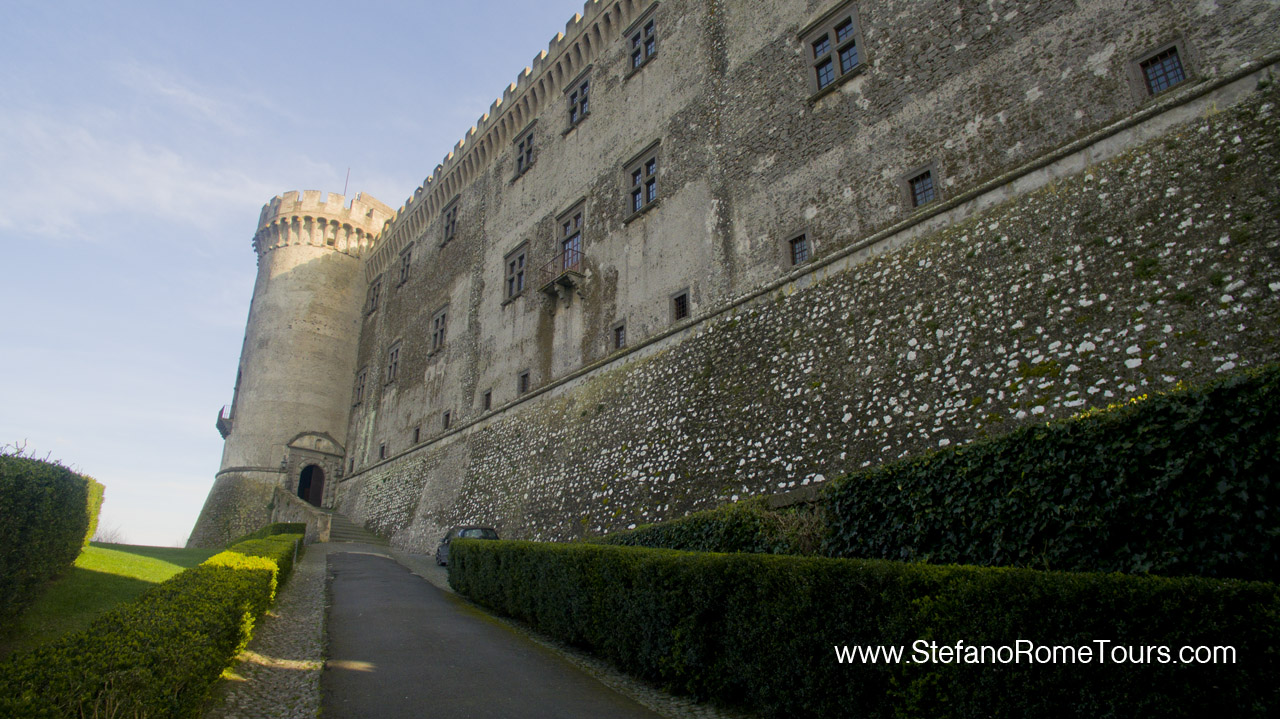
top-left (1140, 46), bottom-right (1187, 95)
top-left (398, 247), bottom-right (412, 285)
top-left (378, 443), bottom-right (387, 460)
top-left (386, 343), bottom-right (400, 383)
top-left (430, 306), bottom-right (448, 353)
top-left (518, 370), bottom-right (530, 395)
top-left (802, 1), bottom-right (864, 96)
top-left (613, 322), bottom-right (626, 350)
top-left (558, 203), bottom-right (585, 272)
top-left (413, 426), bottom-right (420, 444)
top-left (515, 128), bottom-right (535, 177)
top-left (568, 77), bottom-right (590, 126)
top-left (909, 170), bottom-right (936, 207)
top-left (625, 143), bottom-right (660, 218)
top-left (367, 276), bottom-right (382, 314)
top-left (629, 14), bottom-right (657, 71)
top-left (672, 290), bottom-right (690, 322)
top-left (442, 410), bottom-right (451, 430)
top-left (483, 389), bottom-right (492, 411)
top-left (442, 198), bottom-right (460, 245)
top-left (789, 234), bottom-right (810, 265)
top-left (354, 368), bottom-right (367, 404)
top-left (504, 243), bottom-right (528, 299)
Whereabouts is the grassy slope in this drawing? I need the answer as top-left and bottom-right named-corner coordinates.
top-left (0, 543), bottom-right (218, 658)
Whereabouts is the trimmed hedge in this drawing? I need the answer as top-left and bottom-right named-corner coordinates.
top-left (231, 522), bottom-right (307, 545)
top-left (0, 455), bottom-right (105, 629)
top-left (596, 498), bottom-right (821, 555)
top-left (451, 539), bottom-right (1279, 718)
top-left (0, 530), bottom-right (302, 718)
top-left (823, 363), bottom-right (1280, 580)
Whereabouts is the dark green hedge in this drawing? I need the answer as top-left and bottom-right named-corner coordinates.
top-left (595, 498), bottom-right (821, 554)
top-left (823, 364), bottom-right (1280, 581)
top-left (451, 539), bottom-right (1279, 718)
top-left (0, 532), bottom-right (301, 718)
top-left (0, 455), bottom-right (104, 629)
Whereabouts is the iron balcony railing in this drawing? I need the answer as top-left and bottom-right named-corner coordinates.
top-left (539, 248), bottom-right (584, 292)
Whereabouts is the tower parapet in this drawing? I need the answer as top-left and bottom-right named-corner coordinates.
top-left (253, 190), bottom-right (393, 258)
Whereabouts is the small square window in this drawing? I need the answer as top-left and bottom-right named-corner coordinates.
top-left (504, 243), bottom-right (528, 300)
top-left (483, 390), bottom-right (492, 411)
top-left (442, 411), bottom-right (451, 430)
top-left (1140, 46), bottom-right (1187, 95)
top-left (909, 171), bottom-right (936, 207)
top-left (672, 291), bottom-right (690, 322)
top-left (431, 306), bottom-right (448, 353)
top-left (789, 234), bottom-right (810, 265)
top-left (801, 3), bottom-right (864, 97)
top-left (613, 322), bottom-right (627, 350)
top-left (515, 128), bottom-right (535, 178)
top-left (518, 370), bottom-right (531, 395)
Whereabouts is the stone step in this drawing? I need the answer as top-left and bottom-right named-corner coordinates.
top-left (328, 513), bottom-right (388, 545)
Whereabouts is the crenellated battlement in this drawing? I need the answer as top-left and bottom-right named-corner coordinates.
top-left (253, 190), bottom-right (394, 259)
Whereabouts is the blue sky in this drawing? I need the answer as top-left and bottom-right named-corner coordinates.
top-left (0, 0), bottom-right (592, 546)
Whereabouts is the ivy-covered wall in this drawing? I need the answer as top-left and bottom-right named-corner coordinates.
top-left (338, 82), bottom-right (1280, 551)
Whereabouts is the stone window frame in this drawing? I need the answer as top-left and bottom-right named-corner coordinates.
top-left (671, 288), bottom-right (690, 323)
top-left (397, 245), bottom-right (412, 286)
top-left (503, 242), bottom-right (529, 303)
top-left (353, 367), bottom-right (368, 405)
top-left (412, 425), bottom-right (421, 444)
top-left (623, 140), bottom-right (661, 223)
top-left (442, 410), bottom-right (452, 430)
top-left (429, 305), bottom-right (448, 355)
top-left (556, 199), bottom-right (586, 269)
top-left (441, 195), bottom-right (460, 247)
top-left (367, 275), bottom-right (383, 315)
top-left (517, 369), bottom-right (531, 395)
top-left (784, 231), bottom-right (813, 267)
top-left (612, 320), bottom-right (627, 350)
top-left (800, 0), bottom-right (868, 101)
top-left (901, 162), bottom-right (941, 209)
top-left (565, 66), bottom-right (592, 132)
top-left (624, 4), bottom-right (659, 78)
top-left (482, 389), bottom-right (492, 411)
top-left (1128, 38), bottom-right (1194, 100)
top-left (385, 341), bottom-right (401, 384)
top-left (513, 122), bottom-right (537, 180)
top-left (378, 442), bottom-right (387, 460)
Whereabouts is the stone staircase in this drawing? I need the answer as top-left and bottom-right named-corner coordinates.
top-left (328, 513), bottom-right (389, 545)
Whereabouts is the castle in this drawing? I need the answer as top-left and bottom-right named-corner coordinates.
top-left (189, 0), bottom-right (1280, 549)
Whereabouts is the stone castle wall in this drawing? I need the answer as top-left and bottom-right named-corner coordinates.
top-left (337, 76), bottom-right (1280, 550)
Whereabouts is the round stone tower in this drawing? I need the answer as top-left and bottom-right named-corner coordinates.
top-left (188, 190), bottom-right (393, 548)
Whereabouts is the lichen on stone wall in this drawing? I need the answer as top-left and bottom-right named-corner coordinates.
top-left (339, 85), bottom-right (1280, 553)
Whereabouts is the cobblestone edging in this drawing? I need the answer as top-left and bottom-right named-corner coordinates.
top-left (202, 542), bottom-right (752, 719)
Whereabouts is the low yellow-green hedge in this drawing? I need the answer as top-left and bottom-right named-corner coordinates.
top-left (0, 528), bottom-right (301, 718)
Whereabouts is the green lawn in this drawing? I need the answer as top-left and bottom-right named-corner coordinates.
top-left (0, 543), bottom-right (218, 658)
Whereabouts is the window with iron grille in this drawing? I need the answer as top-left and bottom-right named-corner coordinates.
top-left (398, 247), bottom-right (412, 285)
top-left (802, 1), bottom-right (865, 97)
top-left (568, 75), bottom-right (590, 127)
top-left (385, 343), bottom-right (400, 383)
top-left (909, 170), bottom-right (936, 207)
top-left (627, 8), bottom-right (657, 72)
top-left (504, 243), bottom-right (528, 300)
top-left (672, 290), bottom-right (690, 322)
top-left (1139, 45), bottom-right (1187, 95)
top-left (367, 275), bottom-right (382, 314)
top-left (625, 143), bottom-right (660, 218)
top-left (789, 234), bottom-right (810, 265)
top-left (442, 198), bottom-right (460, 245)
top-left (613, 322), bottom-right (627, 350)
top-left (518, 370), bottom-right (531, 395)
top-left (430, 306), bottom-right (448, 353)
top-left (354, 368), bottom-right (367, 404)
top-left (558, 203), bottom-right (585, 272)
top-left (515, 128), bottom-right (535, 178)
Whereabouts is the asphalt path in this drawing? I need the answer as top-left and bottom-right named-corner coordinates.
top-left (322, 550), bottom-right (665, 719)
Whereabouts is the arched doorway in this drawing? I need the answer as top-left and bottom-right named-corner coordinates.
top-left (297, 465), bottom-right (325, 507)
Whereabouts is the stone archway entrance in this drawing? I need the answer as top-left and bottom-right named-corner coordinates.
top-left (298, 464), bottom-right (325, 507)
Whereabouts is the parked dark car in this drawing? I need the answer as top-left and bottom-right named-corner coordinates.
top-left (434, 526), bottom-right (499, 566)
